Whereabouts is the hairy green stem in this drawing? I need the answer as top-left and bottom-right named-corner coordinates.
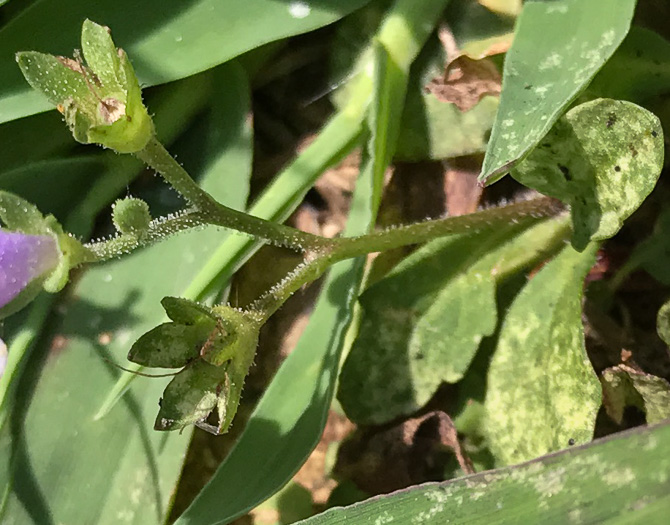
top-left (335, 196), bottom-right (564, 258)
top-left (134, 137), bottom-right (329, 251)
top-left (82, 209), bottom-right (210, 261)
top-left (250, 196), bottom-right (565, 319)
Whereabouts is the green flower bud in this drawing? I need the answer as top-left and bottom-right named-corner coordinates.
top-left (129, 297), bottom-right (261, 434)
top-left (112, 197), bottom-right (151, 236)
top-left (16, 19), bottom-right (154, 153)
top-left (0, 191), bottom-right (88, 319)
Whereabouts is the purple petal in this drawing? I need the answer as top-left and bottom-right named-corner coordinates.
top-left (0, 230), bottom-right (60, 309)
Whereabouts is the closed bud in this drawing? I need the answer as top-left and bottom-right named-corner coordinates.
top-left (112, 197), bottom-right (151, 236)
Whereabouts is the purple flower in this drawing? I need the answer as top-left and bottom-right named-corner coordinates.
top-left (0, 230), bottom-right (60, 310)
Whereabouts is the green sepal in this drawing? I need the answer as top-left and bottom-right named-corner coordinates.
top-left (0, 191), bottom-right (88, 293)
top-left (15, 52), bottom-right (91, 109)
top-left (81, 19), bottom-right (125, 94)
top-left (161, 296), bottom-right (215, 325)
top-left (128, 297), bottom-right (231, 368)
top-left (205, 305), bottom-right (258, 367)
top-left (16, 20), bottom-right (154, 153)
top-left (0, 190), bottom-right (50, 235)
top-left (127, 323), bottom-right (205, 369)
top-left (155, 359), bottom-right (230, 432)
top-left (43, 216), bottom-right (89, 293)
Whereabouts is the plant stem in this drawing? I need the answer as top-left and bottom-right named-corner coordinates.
top-left (250, 196), bottom-right (565, 319)
top-left (135, 137), bottom-right (330, 251)
top-left (82, 209), bottom-right (211, 261)
top-left (335, 196), bottom-right (564, 259)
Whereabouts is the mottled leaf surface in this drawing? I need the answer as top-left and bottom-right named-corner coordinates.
top-left (295, 421), bottom-right (670, 524)
top-left (479, 0), bottom-right (636, 183)
top-left (602, 364), bottom-right (670, 425)
top-left (338, 217), bottom-right (570, 425)
top-left (485, 243), bottom-right (601, 466)
top-left (512, 99), bottom-right (664, 250)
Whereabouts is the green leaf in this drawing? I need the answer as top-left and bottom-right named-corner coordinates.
top-left (621, 207), bottom-right (670, 286)
top-left (479, 0), bottom-right (636, 184)
top-left (601, 364), bottom-right (670, 425)
top-left (511, 98), bottom-right (664, 250)
top-left (588, 27), bottom-right (670, 104)
top-left (294, 421), bottom-right (670, 524)
top-left (0, 111), bottom-right (75, 177)
top-left (0, 0), bottom-right (371, 125)
top-left (338, 217), bottom-right (570, 425)
top-left (395, 94), bottom-right (498, 161)
top-left (485, 243), bottom-right (601, 466)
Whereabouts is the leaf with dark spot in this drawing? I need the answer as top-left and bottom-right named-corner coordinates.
top-left (511, 98), bottom-right (664, 250)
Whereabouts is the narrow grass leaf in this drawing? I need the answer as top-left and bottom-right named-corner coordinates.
top-left (294, 421), bottom-right (670, 524)
top-left (479, 0), bottom-right (636, 184)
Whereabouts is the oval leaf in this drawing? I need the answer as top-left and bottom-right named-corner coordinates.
top-left (511, 99), bottom-right (664, 250)
top-left (338, 217), bottom-right (570, 425)
top-left (485, 243), bottom-right (601, 465)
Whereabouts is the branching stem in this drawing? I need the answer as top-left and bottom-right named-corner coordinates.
top-left (134, 137), bottom-right (331, 251)
top-left (84, 137), bottom-right (564, 323)
top-left (250, 196), bottom-right (565, 320)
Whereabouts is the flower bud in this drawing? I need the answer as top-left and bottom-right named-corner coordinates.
top-left (0, 230), bottom-right (59, 317)
top-left (16, 19), bottom-right (154, 153)
top-left (129, 297), bottom-right (261, 434)
top-left (112, 197), bottom-right (151, 236)
top-left (0, 191), bottom-right (87, 319)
